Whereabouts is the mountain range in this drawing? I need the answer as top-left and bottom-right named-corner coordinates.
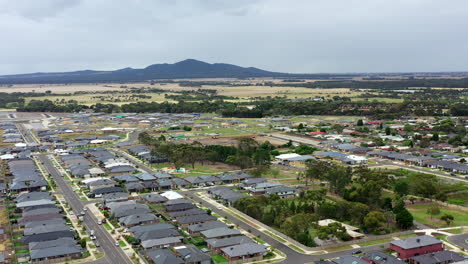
top-left (0, 59), bottom-right (290, 84)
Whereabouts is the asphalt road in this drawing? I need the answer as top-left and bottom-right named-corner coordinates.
top-left (111, 149), bottom-right (154, 174)
top-left (37, 154), bottom-right (132, 264)
top-left (447, 233), bottom-right (468, 251)
top-left (16, 123), bottom-right (39, 144)
top-left (183, 190), bottom-right (385, 264)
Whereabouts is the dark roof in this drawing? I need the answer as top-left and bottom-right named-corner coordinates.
top-left (206, 235), bottom-right (252, 248)
top-left (220, 242), bottom-right (267, 258)
top-left (177, 214), bottom-right (217, 225)
top-left (30, 245), bottom-right (82, 260)
top-left (173, 244), bottom-right (211, 263)
top-left (146, 249), bottom-right (184, 264)
top-left (409, 250), bottom-right (464, 264)
top-left (390, 235), bottom-right (442, 249)
top-left (362, 251), bottom-right (405, 264)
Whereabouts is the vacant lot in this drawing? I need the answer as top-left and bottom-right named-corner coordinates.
top-left (407, 203), bottom-right (468, 228)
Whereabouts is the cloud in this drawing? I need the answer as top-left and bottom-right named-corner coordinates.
top-left (1, 0), bottom-right (468, 74)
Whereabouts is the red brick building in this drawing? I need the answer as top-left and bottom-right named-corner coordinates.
top-left (389, 235), bottom-right (443, 259)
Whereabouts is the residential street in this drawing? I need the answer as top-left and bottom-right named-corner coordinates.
top-left (447, 233), bottom-right (468, 251)
top-left (37, 154), bottom-right (133, 264)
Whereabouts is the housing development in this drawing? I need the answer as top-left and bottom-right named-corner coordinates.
top-left (1, 2), bottom-right (468, 262)
top-left (0, 105), bottom-right (466, 264)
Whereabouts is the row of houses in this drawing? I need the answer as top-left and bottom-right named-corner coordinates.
top-left (5, 156), bottom-right (83, 263)
top-left (142, 192), bottom-right (267, 264)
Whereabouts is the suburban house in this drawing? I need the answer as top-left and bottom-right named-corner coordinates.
top-left (220, 242), bottom-right (267, 262)
top-left (408, 250), bottom-right (464, 264)
top-left (389, 235), bottom-right (443, 259)
top-left (361, 251), bottom-right (405, 264)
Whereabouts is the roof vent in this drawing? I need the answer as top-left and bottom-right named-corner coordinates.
top-left (416, 238), bottom-right (420, 243)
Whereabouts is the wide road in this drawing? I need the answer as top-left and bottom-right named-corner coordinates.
top-left (37, 154), bottom-right (132, 264)
top-left (111, 148), bottom-right (154, 174)
top-left (447, 233), bottom-right (468, 251)
top-left (16, 123), bottom-right (39, 144)
top-left (183, 190), bottom-right (385, 264)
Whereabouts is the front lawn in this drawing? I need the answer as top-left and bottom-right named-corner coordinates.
top-left (118, 240), bottom-right (126, 247)
top-left (212, 254), bottom-right (228, 263)
top-left (103, 223), bottom-right (112, 230)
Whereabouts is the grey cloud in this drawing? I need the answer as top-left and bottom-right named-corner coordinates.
top-left (1, 0), bottom-right (468, 74)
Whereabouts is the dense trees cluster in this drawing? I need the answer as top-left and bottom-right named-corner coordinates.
top-left (17, 95), bottom-right (463, 117)
top-left (234, 162), bottom-right (418, 246)
top-left (138, 132), bottom-right (274, 173)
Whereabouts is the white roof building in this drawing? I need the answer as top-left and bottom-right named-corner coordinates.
top-left (161, 191), bottom-right (184, 200)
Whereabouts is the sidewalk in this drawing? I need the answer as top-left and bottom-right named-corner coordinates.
top-left (87, 203), bottom-right (146, 264)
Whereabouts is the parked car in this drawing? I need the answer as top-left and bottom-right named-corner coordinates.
top-left (98, 220), bottom-right (102, 225)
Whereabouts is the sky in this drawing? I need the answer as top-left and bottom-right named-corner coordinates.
top-left (1, 0), bottom-right (468, 74)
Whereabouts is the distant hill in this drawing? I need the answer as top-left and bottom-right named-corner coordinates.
top-left (0, 59), bottom-right (290, 84)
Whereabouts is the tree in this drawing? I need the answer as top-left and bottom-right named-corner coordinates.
top-left (396, 208), bottom-right (414, 229)
top-left (440, 214), bottom-right (454, 226)
top-left (431, 132), bottom-right (439, 141)
top-left (357, 119), bottom-right (364, 126)
top-left (364, 211), bottom-right (386, 232)
top-left (385, 127), bottom-right (391, 135)
top-left (394, 180), bottom-right (409, 196)
top-left (426, 205), bottom-right (440, 220)
top-left (348, 202), bottom-right (370, 225)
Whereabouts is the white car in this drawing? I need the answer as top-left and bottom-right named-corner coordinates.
top-left (97, 220), bottom-right (102, 225)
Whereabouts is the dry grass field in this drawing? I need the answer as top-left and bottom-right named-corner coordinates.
top-left (1, 80), bottom-right (411, 105)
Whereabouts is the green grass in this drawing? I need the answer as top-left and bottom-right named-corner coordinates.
top-left (212, 254), bottom-right (228, 263)
top-left (398, 233), bottom-right (417, 239)
top-left (445, 227), bottom-right (465, 234)
top-left (288, 244), bottom-right (306, 253)
top-left (358, 237), bottom-right (393, 247)
top-left (264, 230), bottom-right (287, 243)
top-left (253, 236), bottom-right (266, 244)
top-left (326, 244), bottom-right (353, 252)
top-left (118, 240), bottom-right (126, 247)
top-left (407, 204), bottom-right (468, 228)
top-left (15, 249), bottom-right (29, 254)
top-left (103, 223), bottom-right (112, 230)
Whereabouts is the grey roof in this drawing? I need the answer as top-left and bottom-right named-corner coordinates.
top-left (220, 242), bottom-right (267, 258)
top-left (174, 244), bottom-right (211, 263)
top-left (29, 237), bottom-right (77, 250)
top-left (15, 192), bottom-right (52, 203)
top-left (177, 214), bottom-right (217, 225)
top-left (165, 202), bottom-right (196, 212)
top-left (119, 213), bottom-right (158, 226)
top-left (129, 223), bottom-right (175, 236)
top-left (206, 235), bottom-right (253, 248)
top-left (362, 251), bottom-right (405, 264)
top-left (137, 229), bottom-right (180, 241)
top-left (409, 250), bottom-right (464, 264)
top-left (141, 236), bottom-right (183, 249)
top-left (30, 245), bottom-right (82, 260)
top-left (200, 227), bottom-right (241, 239)
top-left (24, 223), bottom-right (69, 236)
top-left (333, 255), bottom-right (368, 264)
top-left (22, 230), bottom-right (75, 243)
top-left (146, 249), bottom-right (184, 264)
top-left (168, 208), bottom-right (207, 219)
top-left (187, 221), bottom-right (228, 233)
top-left (92, 186), bottom-right (124, 195)
top-left (390, 235), bottom-right (442, 249)
top-left (143, 193), bottom-right (167, 203)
